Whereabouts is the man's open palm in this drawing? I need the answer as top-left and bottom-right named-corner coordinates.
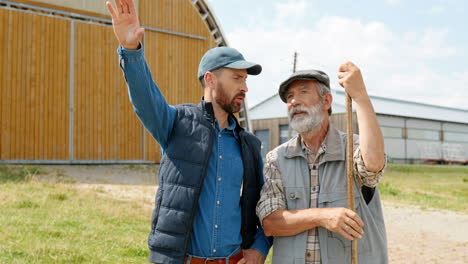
top-left (106, 0), bottom-right (144, 50)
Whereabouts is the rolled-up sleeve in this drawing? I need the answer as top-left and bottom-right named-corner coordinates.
top-left (256, 152), bottom-right (287, 224)
top-left (353, 146), bottom-right (387, 188)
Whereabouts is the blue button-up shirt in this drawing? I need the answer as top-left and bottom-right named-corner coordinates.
top-left (118, 45), bottom-right (270, 258)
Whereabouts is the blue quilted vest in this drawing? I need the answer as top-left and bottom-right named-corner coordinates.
top-left (148, 101), bottom-right (263, 264)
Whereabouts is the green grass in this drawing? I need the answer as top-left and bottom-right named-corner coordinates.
top-left (0, 166), bottom-right (44, 183)
top-left (379, 164), bottom-right (468, 213)
top-left (1, 164), bottom-right (467, 263)
top-left (0, 167), bottom-right (151, 264)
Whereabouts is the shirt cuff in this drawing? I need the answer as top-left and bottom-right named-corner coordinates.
top-left (117, 42), bottom-right (144, 57)
top-left (353, 146), bottom-right (386, 187)
top-left (249, 227), bottom-right (272, 256)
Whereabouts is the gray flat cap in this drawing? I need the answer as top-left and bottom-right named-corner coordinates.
top-left (278, 69), bottom-right (330, 102)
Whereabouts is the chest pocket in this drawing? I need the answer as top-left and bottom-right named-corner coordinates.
top-left (318, 191), bottom-right (371, 260)
top-left (284, 187), bottom-right (308, 210)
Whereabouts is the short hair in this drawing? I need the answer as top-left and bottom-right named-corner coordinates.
top-left (316, 82), bottom-right (332, 115)
top-left (199, 68), bottom-right (224, 88)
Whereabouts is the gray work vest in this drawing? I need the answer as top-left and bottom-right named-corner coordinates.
top-left (271, 126), bottom-right (388, 264)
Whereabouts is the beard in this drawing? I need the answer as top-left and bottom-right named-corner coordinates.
top-left (288, 102), bottom-right (324, 134)
top-left (214, 82), bottom-right (245, 114)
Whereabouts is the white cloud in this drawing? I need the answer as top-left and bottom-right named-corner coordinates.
top-left (416, 28), bottom-right (456, 57)
top-left (227, 11), bottom-right (465, 109)
top-left (427, 6), bottom-right (446, 14)
top-left (384, 0), bottom-right (403, 5)
top-left (275, 0), bottom-right (309, 20)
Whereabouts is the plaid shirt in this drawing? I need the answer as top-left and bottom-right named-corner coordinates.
top-left (257, 134), bottom-right (386, 264)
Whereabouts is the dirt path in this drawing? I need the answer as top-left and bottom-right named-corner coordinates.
top-left (37, 165), bottom-right (468, 263)
top-left (383, 201), bottom-right (468, 264)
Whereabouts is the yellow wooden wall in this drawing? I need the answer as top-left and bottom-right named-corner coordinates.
top-left (0, 9), bottom-right (70, 160)
top-left (73, 22), bottom-right (143, 161)
top-left (0, 0), bottom-right (216, 163)
top-left (140, 0), bottom-right (211, 38)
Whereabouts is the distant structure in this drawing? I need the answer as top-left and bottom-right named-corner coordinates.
top-left (0, 0), bottom-right (251, 164)
top-left (249, 90), bottom-right (468, 164)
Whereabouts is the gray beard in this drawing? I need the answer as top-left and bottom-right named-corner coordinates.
top-left (288, 103), bottom-right (324, 134)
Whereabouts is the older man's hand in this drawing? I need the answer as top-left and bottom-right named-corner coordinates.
top-left (237, 248), bottom-right (266, 264)
top-left (337, 61), bottom-right (369, 104)
top-left (319, 207), bottom-right (364, 241)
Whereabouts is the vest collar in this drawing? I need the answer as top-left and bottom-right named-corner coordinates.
top-left (198, 98), bottom-right (244, 137)
top-left (285, 124), bottom-right (344, 163)
top-left (198, 97), bottom-right (215, 125)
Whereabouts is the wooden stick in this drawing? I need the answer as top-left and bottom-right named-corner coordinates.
top-left (346, 92), bottom-right (358, 264)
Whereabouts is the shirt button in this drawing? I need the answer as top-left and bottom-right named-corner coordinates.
top-left (307, 252), bottom-right (311, 257)
top-left (219, 134), bottom-right (222, 138)
top-left (214, 225), bottom-right (218, 228)
top-left (216, 201), bottom-right (220, 205)
top-left (219, 155), bottom-right (223, 159)
top-left (213, 249), bottom-right (217, 253)
top-left (218, 177), bottom-right (222, 181)
top-left (290, 193), bottom-right (296, 199)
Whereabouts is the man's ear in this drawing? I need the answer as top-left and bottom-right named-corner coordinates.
top-left (204, 71), bottom-right (215, 89)
top-left (323, 93), bottom-right (333, 112)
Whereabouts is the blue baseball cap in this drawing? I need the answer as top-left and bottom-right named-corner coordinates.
top-left (197, 47), bottom-right (262, 79)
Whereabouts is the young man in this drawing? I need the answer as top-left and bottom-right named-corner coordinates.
top-left (106, 0), bottom-right (271, 263)
top-left (256, 64), bottom-right (388, 264)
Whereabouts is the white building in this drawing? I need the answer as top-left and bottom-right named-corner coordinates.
top-left (249, 90), bottom-right (468, 164)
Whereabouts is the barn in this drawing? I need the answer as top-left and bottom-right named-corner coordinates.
top-left (250, 90), bottom-right (468, 164)
top-left (0, 0), bottom-right (250, 164)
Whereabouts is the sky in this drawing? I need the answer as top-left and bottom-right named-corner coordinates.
top-left (205, 0), bottom-right (468, 110)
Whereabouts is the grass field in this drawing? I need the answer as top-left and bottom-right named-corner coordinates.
top-left (0, 166), bottom-right (151, 264)
top-left (379, 164), bottom-right (468, 213)
top-left (0, 164), bottom-right (467, 263)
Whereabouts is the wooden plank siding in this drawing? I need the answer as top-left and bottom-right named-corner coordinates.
top-left (73, 22), bottom-right (143, 161)
top-left (139, 0), bottom-right (211, 39)
top-left (0, 9), bottom-right (70, 160)
top-left (0, 0), bottom-right (218, 163)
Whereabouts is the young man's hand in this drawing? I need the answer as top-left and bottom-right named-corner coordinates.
top-left (238, 248), bottom-right (266, 264)
top-left (106, 0), bottom-right (144, 50)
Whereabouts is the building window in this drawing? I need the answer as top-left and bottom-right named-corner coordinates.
top-left (407, 128), bottom-right (440, 141)
top-left (381, 126), bottom-right (403, 138)
top-left (280, 125), bottom-right (298, 144)
top-left (255, 129), bottom-right (270, 159)
top-left (444, 131), bottom-right (468, 142)
top-left (280, 125), bottom-right (289, 144)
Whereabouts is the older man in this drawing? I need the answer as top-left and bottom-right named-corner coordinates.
top-left (256, 62), bottom-right (388, 264)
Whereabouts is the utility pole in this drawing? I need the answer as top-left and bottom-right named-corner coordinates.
top-left (292, 51), bottom-right (298, 73)
top-left (288, 51), bottom-right (298, 140)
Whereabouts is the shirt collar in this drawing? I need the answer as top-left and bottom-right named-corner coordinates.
top-left (215, 115), bottom-right (239, 139)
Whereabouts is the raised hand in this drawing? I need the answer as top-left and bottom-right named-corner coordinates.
top-left (337, 61), bottom-right (369, 104)
top-left (106, 0), bottom-right (144, 50)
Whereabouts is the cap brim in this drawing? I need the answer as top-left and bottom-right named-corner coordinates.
top-left (224, 60), bottom-right (262, 75)
top-left (279, 76), bottom-right (324, 102)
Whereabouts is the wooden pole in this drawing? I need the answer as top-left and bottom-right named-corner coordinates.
top-left (346, 93), bottom-right (358, 264)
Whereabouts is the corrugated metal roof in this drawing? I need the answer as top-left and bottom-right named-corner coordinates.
top-left (249, 90), bottom-right (468, 124)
